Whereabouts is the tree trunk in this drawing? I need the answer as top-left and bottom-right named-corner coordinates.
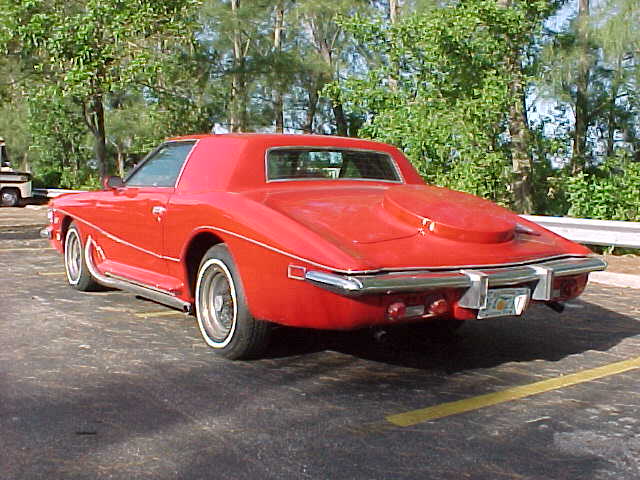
top-left (607, 93), bottom-right (616, 158)
top-left (572, 0), bottom-right (590, 174)
top-left (273, 1), bottom-right (285, 133)
top-left (117, 148), bottom-right (125, 178)
top-left (22, 152), bottom-right (30, 173)
top-left (389, 0), bottom-right (400, 23)
top-left (497, 0), bottom-right (534, 213)
top-left (306, 14), bottom-right (350, 136)
top-left (95, 97), bottom-right (108, 178)
top-left (573, 77), bottom-right (589, 172)
top-left (304, 76), bottom-right (319, 134)
top-left (507, 69), bottom-right (534, 213)
top-left (82, 94), bottom-right (108, 178)
top-left (388, 0), bottom-right (400, 91)
top-left (230, 0), bottom-right (246, 132)
top-left (332, 101), bottom-right (348, 137)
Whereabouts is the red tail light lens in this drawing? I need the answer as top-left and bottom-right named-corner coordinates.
top-left (428, 297), bottom-right (449, 316)
top-left (387, 302), bottom-right (406, 322)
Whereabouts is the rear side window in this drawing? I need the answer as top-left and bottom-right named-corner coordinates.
top-left (267, 148), bottom-right (401, 182)
top-left (126, 141), bottom-right (195, 187)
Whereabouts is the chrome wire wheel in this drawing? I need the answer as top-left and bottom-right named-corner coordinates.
top-left (195, 245), bottom-right (271, 359)
top-left (196, 258), bottom-right (238, 348)
top-left (64, 227), bottom-right (83, 285)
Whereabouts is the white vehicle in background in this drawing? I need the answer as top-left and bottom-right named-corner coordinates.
top-left (0, 137), bottom-right (32, 207)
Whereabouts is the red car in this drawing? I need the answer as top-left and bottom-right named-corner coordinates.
top-left (46, 134), bottom-right (606, 359)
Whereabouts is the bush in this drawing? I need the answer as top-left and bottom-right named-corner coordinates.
top-left (565, 153), bottom-right (640, 221)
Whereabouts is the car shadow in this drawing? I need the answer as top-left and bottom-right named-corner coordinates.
top-left (0, 224), bottom-right (46, 240)
top-left (264, 295), bottom-right (640, 373)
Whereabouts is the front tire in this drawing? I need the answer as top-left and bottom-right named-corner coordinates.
top-left (1, 188), bottom-right (20, 207)
top-left (195, 245), bottom-right (271, 360)
top-left (64, 223), bottom-right (99, 291)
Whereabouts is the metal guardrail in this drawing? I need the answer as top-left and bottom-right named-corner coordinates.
top-left (522, 215), bottom-right (640, 249)
top-left (33, 188), bottom-right (87, 198)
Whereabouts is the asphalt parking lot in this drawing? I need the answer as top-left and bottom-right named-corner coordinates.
top-left (2, 206), bottom-right (640, 480)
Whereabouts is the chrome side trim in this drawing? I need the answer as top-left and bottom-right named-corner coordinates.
top-left (84, 236), bottom-right (192, 313)
top-left (305, 271), bottom-right (364, 293)
top-left (304, 257), bottom-right (607, 302)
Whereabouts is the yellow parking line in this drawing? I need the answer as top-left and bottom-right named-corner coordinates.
top-left (387, 356), bottom-right (640, 427)
top-left (37, 271), bottom-right (66, 276)
top-left (135, 310), bottom-right (186, 319)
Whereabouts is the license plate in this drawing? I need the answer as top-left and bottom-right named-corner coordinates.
top-left (477, 288), bottom-right (530, 319)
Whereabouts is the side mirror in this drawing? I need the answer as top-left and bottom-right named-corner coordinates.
top-left (102, 175), bottom-right (125, 190)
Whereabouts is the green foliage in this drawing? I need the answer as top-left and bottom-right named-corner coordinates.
top-left (0, 0), bottom-right (637, 227)
top-left (26, 87), bottom-right (92, 188)
top-left (328, 1), bottom-right (556, 205)
top-left (0, 100), bottom-right (31, 170)
top-left (0, 0), bottom-right (201, 181)
top-left (565, 153), bottom-right (640, 221)
top-left (3, 0), bottom-right (200, 96)
top-left (538, 0), bottom-right (640, 168)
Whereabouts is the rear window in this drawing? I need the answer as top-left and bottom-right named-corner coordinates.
top-left (266, 148), bottom-right (401, 182)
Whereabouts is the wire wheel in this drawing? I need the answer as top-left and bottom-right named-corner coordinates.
top-left (64, 227), bottom-right (83, 285)
top-left (197, 259), bottom-right (237, 347)
top-left (195, 245), bottom-right (271, 359)
top-left (63, 223), bottom-right (99, 291)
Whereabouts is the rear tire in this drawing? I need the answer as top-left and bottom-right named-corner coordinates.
top-left (1, 188), bottom-right (20, 207)
top-left (64, 223), bottom-right (100, 291)
top-left (195, 245), bottom-right (271, 360)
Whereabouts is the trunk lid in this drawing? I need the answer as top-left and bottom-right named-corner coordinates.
top-left (257, 184), bottom-right (576, 270)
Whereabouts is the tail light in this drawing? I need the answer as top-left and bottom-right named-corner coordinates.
top-left (387, 302), bottom-right (406, 322)
top-left (386, 295), bottom-right (451, 322)
top-left (427, 297), bottom-right (449, 316)
top-left (553, 275), bottom-right (588, 300)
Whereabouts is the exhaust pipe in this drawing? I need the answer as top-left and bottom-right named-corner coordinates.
top-left (546, 301), bottom-right (565, 314)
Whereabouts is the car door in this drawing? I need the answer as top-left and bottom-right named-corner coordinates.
top-left (93, 140), bottom-right (196, 286)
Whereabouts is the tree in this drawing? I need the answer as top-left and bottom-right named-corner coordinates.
top-left (495, 0), bottom-right (562, 213)
top-left (573, 0), bottom-right (591, 174)
top-left (330, 1), bottom-right (559, 208)
top-left (295, 0), bottom-right (372, 136)
top-left (273, 0), bottom-right (286, 132)
top-left (593, 0), bottom-right (640, 161)
top-left (1, 0), bottom-right (199, 177)
top-left (540, 0), bottom-right (640, 166)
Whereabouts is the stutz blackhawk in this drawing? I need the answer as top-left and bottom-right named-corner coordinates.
top-left (45, 134), bottom-right (606, 359)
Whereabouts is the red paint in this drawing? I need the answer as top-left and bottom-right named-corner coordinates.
top-left (48, 134), bottom-right (594, 329)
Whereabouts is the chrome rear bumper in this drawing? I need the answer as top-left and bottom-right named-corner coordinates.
top-left (305, 256), bottom-right (607, 308)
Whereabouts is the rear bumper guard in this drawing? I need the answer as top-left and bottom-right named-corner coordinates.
top-left (305, 256), bottom-right (607, 309)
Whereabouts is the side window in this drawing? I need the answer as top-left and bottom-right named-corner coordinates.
top-left (126, 141), bottom-right (195, 187)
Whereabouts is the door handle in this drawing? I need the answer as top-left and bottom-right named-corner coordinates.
top-left (152, 206), bottom-right (166, 217)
